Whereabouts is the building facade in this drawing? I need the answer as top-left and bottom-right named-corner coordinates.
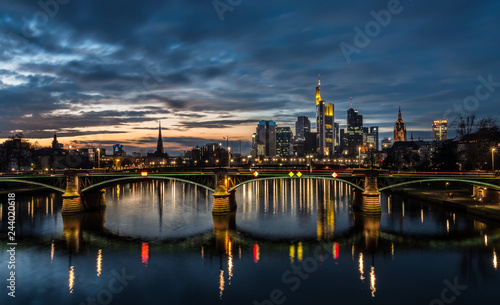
top-left (295, 116), bottom-right (310, 142)
top-left (393, 106), bottom-right (407, 143)
top-left (253, 121), bottom-right (277, 157)
top-left (276, 127), bottom-right (293, 157)
top-left (432, 120), bottom-right (448, 141)
top-left (325, 103), bottom-right (334, 156)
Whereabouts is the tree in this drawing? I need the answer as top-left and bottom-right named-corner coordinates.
top-left (454, 114), bottom-right (499, 170)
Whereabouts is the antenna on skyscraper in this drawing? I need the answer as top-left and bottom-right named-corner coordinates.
top-left (318, 74), bottom-right (320, 86)
top-left (350, 97), bottom-right (352, 108)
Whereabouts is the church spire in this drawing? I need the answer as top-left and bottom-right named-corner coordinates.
top-left (398, 106), bottom-right (402, 120)
top-left (156, 121), bottom-right (164, 154)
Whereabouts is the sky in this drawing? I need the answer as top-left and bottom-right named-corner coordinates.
top-left (1, 0), bottom-right (499, 155)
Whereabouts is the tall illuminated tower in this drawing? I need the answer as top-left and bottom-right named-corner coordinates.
top-left (393, 106), bottom-right (407, 143)
top-left (316, 75), bottom-right (326, 156)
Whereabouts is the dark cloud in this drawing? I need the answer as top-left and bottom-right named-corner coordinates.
top-left (0, 0), bottom-right (499, 153)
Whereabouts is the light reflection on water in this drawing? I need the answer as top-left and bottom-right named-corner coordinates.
top-left (0, 179), bottom-right (499, 305)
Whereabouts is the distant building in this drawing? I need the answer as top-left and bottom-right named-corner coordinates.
top-left (394, 106), bottom-right (407, 143)
top-left (295, 116), bottom-right (310, 142)
top-left (381, 137), bottom-right (392, 152)
top-left (333, 122), bottom-right (340, 154)
top-left (325, 103), bottom-right (334, 156)
top-left (276, 127), bottom-right (293, 157)
top-left (51, 133), bottom-right (59, 150)
top-left (346, 100), bottom-right (363, 155)
top-left (369, 126), bottom-right (379, 150)
top-left (253, 121), bottom-right (276, 157)
top-left (432, 120), bottom-right (448, 141)
top-left (113, 144), bottom-right (126, 157)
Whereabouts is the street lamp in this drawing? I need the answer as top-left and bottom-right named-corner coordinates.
top-left (492, 148), bottom-right (496, 172)
top-left (358, 147), bottom-right (361, 169)
top-left (228, 147), bottom-right (231, 168)
top-left (97, 148), bottom-right (101, 169)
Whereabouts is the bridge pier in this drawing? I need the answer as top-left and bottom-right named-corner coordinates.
top-left (361, 171), bottom-right (381, 215)
top-left (62, 174), bottom-right (84, 214)
top-left (212, 169), bottom-right (237, 214)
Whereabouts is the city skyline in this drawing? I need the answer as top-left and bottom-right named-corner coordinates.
top-left (1, 0), bottom-right (499, 155)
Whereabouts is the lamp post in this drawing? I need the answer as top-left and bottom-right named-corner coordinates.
top-left (493, 148), bottom-right (496, 172)
top-left (358, 147), bottom-right (361, 169)
top-left (228, 147), bottom-right (231, 168)
top-left (97, 148), bottom-right (101, 169)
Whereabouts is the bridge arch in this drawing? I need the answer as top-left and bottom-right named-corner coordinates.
top-left (0, 178), bottom-right (65, 193)
top-left (379, 178), bottom-right (500, 192)
top-left (80, 175), bottom-right (215, 193)
top-left (228, 176), bottom-right (364, 192)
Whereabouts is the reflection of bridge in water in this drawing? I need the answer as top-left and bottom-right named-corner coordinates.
top-left (1, 169), bottom-right (499, 215)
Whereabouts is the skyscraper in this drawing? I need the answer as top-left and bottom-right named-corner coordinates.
top-left (295, 116), bottom-right (310, 142)
top-left (276, 127), bottom-right (293, 157)
top-left (333, 122), bottom-right (340, 154)
top-left (369, 126), bottom-right (379, 150)
top-left (254, 121), bottom-right (277, 157)
top-left (393, 106), bottom-right (407, 143)
top-left (325, 103), bottom-right (334, 156)
top-left (346, 99), bottom-right (363, 155)
top-left (432, 120), bottom-right (448, 141)
top-left (316, 76), bottom-right (326, 156)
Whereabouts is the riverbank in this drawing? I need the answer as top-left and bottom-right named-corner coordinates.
top-left (394, 188), bottom-right (500, 222)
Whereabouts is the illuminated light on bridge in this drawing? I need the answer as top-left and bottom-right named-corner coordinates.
top-left (288, 171), bottom-right (294, 178)
top-left (485, 235), bottom-right (488, 246)
top-left (142, 242), bottom-right (149, 267)
top-left (333, 243), bottom-right (339, 259)
top-left (332, 172), bottom-right (338, 178)
top-left (253, 171), bottom-right (259, 178)
top-left (141, 171), bottom-right (148, 177)
top-left (97, 249), bottom-right (102, 277)
top-left (494, 250), bottom-right (498, 270)
top-left (68, 266), bottom-right (75, 294)
top-left (253, 244), bottom-right (260, 263)
top-left (296, 172), bottom-right (303, 178)
top-left (370, 266), bottom-right (376, 297)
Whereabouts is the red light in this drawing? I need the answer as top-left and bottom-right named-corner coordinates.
top-left (253, 171), bottom-right (259, 177)
top-left (334, 243), bottom-right (339, 259)
top-left (332, 172), bottom-right (338, 178)
top-left (141, 242), bottom-right (149, 267)
top-left (141, 171), bottom-right (148, 177)
top-left (253, 243), bottom-right (260, 263)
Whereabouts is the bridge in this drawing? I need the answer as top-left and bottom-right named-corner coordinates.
top-left (1, 169), bottom-right (499, 215)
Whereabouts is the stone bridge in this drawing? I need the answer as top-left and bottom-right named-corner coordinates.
top-left (1, 169), bottom-right (499, 215)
